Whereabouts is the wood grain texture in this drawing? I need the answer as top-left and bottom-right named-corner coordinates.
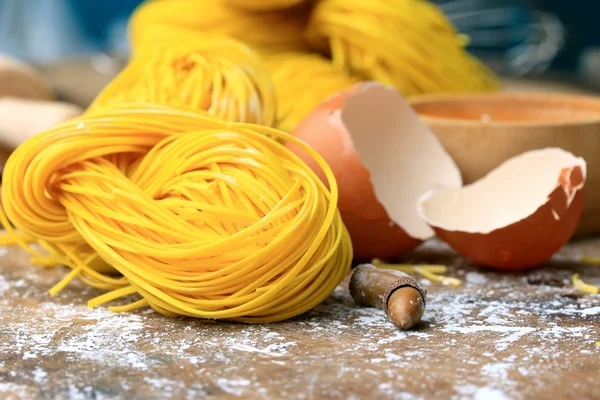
top-left (0, 238), bottom-right (599, 400)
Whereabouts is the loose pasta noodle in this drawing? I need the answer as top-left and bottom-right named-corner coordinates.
top-left (0, 102), bottom-right (352, 322)
top-left (89, 35), bottom-right (276, 127)
top-left (129, 0), bottom-right (311, 55)
top-left (264, 52), bottom-right (361, 132)
top-left (305, 0), bottom-right (501, 96)
top-left (572, 273), bottom-right (599, 295)
top-left (371, 259), bottom-right (462, 287)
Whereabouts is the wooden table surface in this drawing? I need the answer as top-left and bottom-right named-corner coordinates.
top-left (1, 237), bottom-right (599, 400)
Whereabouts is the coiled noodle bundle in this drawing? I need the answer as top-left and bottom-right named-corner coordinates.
top-left (305, 0), bottom-right (500, 96)
top-left (0, 103), bottom-right (352, 322)
top-left (89, 36), bottom-right (276, 127)
top-left (123, 0), bottom-right (501, 132)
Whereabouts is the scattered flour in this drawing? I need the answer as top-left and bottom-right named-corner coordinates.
top-left (0, 382), bottom-right (28, 398)
top-left (579, 307), bottom-right (600, 315)
top-left (56, 312), bottom-right (147, 369)
top-left (454, 385), bottom-right (511, 400)
top-left (229, 343), bottom-right (289, 357)
top-left (473, 387), bottom-right (511, 400)
top-left (217, 378), bottom-right (251, 397)
top-left (481, 363), bottom-right (512, 381)
top-left (0, 275), bottom-right (9, 294)
top-left (32, 367), bottom-right (47, 383)
top-left (465, 272), bottom-right (489, 285)
top-left (1, 239), bottom-right (599, 400)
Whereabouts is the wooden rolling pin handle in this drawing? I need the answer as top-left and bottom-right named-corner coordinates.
top-left (349, 264), bottom-right (426, 330)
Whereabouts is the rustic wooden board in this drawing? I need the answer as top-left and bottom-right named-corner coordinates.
top-left (1, 238), bottom-right (599, 400)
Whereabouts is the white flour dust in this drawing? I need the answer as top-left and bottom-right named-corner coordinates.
top-left (0, 238), bottom-right (599, 399)
top-left (0, 274), bottom-right (9, 294)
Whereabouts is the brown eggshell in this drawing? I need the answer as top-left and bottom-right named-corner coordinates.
top-left (417, 148), bottom-right (586, 270)
top-left (410, 92), bottom-right (600, 237)
top-left (288, 82), bottom-right (461, 262)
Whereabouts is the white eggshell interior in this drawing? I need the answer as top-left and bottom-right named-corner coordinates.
top-left (340, 82), bottom-right (462, 240)
top-left (417, 148), bottom-right (587, 234)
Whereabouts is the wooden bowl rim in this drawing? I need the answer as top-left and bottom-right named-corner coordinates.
top-left (410, 92), bottom-right (600, 128)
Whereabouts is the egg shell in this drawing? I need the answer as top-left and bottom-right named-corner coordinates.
top-left (410, 92), bottom-right (600, 237)
top-left (288, 81), bottom-right (461, 262)
top-left (417, 148), bottom-right (586, 270)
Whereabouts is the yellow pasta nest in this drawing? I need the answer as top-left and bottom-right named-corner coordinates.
top-left (264, 52), bottom-right (361, 132)
top-left (0, 103), bottom-right (352, 322)
top-left (89, 35), bottom-right (276, 127)
top-left (129, 0), bottom-right (311, 54)
top-left (305, 0), bottom-right (501, 96)
top-left (121, 0), bottom-right (502, 132)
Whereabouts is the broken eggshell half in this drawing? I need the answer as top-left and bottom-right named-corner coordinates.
top-left (287, 81), bottom-right (462, 262)
top-left (417, 148), bottom-right (586, 270)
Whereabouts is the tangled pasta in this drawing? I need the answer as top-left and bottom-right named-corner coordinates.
top-left (305, 0), bottom-right (500, 96)
top-left (122, 0), bottom-right (501, 132)
top-left (89, 35), bottom-right (276, 127)
top-left (264, 52), bottom-right (361, 132)
top-left (0, 103), bottom-right (352, 322)
top-left (129, 0), bottom-right (311, 54)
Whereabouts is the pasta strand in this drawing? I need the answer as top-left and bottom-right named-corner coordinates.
top-left (89, 35), bottom-right (276, 127)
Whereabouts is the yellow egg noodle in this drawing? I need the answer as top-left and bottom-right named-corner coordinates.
top-left (264, 52), bottom-right (361, 132)
top-left (0, 103), bottom-right (352, 322)
top-left (305, 0), bottom-right (501, 96)
top-left (129, 0), bottom-right (311, 55)
top-left (126, 0), bottom-right (501, 134)
top-left (371, 259), bottom-right (462, 287)
top-left (573, 264), bottom-right (600, 294)
top-left (89, 35), bottom-right (276, 127)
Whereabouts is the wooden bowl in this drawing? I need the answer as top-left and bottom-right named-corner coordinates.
top-left (410, 92), bottom-right (600, 237)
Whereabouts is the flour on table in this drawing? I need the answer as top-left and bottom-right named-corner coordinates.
top-left (32, 367), bottom-right (47, 383)
top-left (217, 378), bottom-right (251, 396)
top-left (465, 272), bottom-right (489, 285)
top-left (1, 242), bottom-right (599, 400)
top-left (454, 385), bottom-right (511, 400)
top-left (0, 274), bottom-right (9, 294)
top-left (473, 387), bottom-right (511, 400)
